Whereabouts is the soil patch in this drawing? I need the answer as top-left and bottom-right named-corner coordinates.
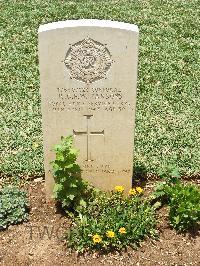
top-left (0, 180), bottom-right (199, 266)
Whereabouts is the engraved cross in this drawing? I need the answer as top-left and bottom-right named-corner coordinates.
top-left (73, 115), bottom-right (104, 161)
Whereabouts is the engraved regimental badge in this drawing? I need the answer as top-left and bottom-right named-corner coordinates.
top-left (64, 37), bottom-right (113, 84)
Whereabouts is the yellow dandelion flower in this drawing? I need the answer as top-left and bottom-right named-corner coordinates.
top-left (106, 230), bottom-right (115, 238)
top-left (114, 185), bottom-right (124, 193)
top-left (129, 188), bottom-right (136, 196)
top-left (118, 227), bottom-right (126, 234)
top-left (136, 187), bottom-right (143, 194)
top-left (92, 234), bottom-right (102, 243)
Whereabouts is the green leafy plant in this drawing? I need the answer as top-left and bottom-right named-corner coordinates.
top-left (152, 165), bottom-right (181, 201)
top-left (152, 167), bottom-right (200, 231)
top-left (67, 186), bottom-right (157, 253)
top-left (0, 185), bottom-right (29, 230)
top-left (167, 183), bottom-right (200, 231)
top-left (51, 135), bottom-right (88, 212)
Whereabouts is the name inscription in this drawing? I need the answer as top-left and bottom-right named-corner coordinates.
top-left (49, 87), bottom-right (133, 112)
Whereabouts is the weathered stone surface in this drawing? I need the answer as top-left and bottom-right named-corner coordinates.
top-left (38, 20), bottom-right (139, 197)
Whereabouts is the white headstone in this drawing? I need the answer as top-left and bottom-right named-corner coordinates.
top-left (38, 20), bottom-right (139, 197)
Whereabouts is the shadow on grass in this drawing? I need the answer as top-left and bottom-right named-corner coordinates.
top-left (55, 201), bottom-right (66, 216)
top-left (132, 162), bottom-right (148, 187)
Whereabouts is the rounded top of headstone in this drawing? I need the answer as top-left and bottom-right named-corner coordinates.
top-left (38, 19), bottom-right (139, 33)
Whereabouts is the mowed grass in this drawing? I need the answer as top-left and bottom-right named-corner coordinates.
top-left (1, 0), bottom-right (200, 178)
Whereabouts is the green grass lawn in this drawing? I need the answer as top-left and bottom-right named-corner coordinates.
top-left (1, 0), bottom-right (200, 179)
